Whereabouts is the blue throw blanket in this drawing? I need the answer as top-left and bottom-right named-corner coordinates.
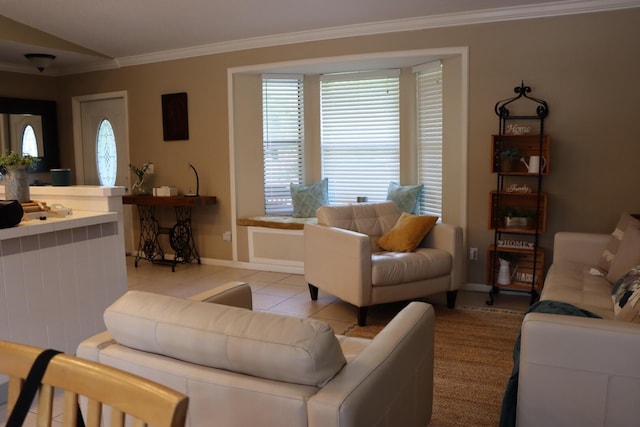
top-left (499, 300), bottom-right (601, 427)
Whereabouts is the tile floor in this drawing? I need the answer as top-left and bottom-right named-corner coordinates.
top-left (1, 255), bottom-right (530, 425)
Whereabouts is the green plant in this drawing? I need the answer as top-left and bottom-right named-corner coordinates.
top-left (0, 151), bottom-right (39, 168)
top-left (501, 206), bottom-right (535, 218)
top-left (128, 163), bottom-right (151, 181)
top-left (499, 146), bottom-right (520, 161)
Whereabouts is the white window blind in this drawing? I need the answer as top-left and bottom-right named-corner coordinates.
top-left (262, 76), bottom-right (304, 215)
top-left (415, 61), bottom-right (443, 217)
top-left (320, 71), bottom-right (400, 205)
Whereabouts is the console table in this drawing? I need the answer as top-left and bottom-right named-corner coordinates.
top-left (122, 195), bottom-right (216, 271)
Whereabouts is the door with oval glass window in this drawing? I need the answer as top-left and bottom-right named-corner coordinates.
top-left (78, 96), bottom-right (129, 187)
top-left (75, 93), bottom-right (133, 252)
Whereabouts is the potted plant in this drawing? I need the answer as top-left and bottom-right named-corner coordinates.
top-left (499, 146), bottom-right (520, 172)
top-left (0, 151), bottom-right (39, 203)
top-left (129, 162), bottom-right (152, 194)
top-left (502, 206), bottom-right (535, 229)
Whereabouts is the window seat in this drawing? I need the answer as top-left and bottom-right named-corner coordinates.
top-left (237, 216), bottom-right (317, 231)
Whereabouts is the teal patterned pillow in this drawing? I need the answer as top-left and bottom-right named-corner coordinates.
top-left (290, 178), bottom-right (328, 218)
top-left (386, 182), bottom-right (424, 214)
top-left (611, 264), bottom-right (640, 320)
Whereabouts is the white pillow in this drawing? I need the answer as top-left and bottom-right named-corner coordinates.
top-left (607, 223), bottom-right (640, 283)
top-left (104, 291), bottom-right (346, 387)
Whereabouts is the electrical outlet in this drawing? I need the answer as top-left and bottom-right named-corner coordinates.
top-left (223, 231), bottom-right (232, 242)
top-left (469, 247), bottom-right (478, 261)
top-left (144, 163), bottom-right (154, 174)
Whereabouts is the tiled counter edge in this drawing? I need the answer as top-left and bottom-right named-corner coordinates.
top-left (0, 187), bottom-right (129, 404)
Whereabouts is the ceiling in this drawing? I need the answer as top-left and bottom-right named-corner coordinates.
top-left (1, 0), bottom-right (638, 75)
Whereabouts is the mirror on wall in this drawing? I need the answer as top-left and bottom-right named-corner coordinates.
top-left (0, 97), bottom-right (60, 173)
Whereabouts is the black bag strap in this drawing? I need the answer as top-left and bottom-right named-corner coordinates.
top-left (6, 348), bottom-right (85, 427)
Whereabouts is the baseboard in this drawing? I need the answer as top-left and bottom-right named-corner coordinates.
top-left (461, 282), bottom-right (491, 292)
top-left (462, 281), bottom-right (532, 297)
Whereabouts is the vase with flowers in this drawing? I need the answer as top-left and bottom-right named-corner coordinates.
top-left (129, 162), bottom-right (151, 195)
top-left (0, 151), bottom-right (39, 203)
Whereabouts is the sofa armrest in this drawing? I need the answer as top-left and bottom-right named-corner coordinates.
top-left (304, 223), bottom-right (373, 306)
top-left (552, 232), bottom-right (610, 265)
top-left (518, 312), bottom-right (640, 427)
top-left (308, 302), bottom-right (434, 427)
top-left (186, 281), bottom-right (252, 310)
top-left (77, 330), bottom-right (115, 361)
top-left (421, 223), bottom-right (463, 289)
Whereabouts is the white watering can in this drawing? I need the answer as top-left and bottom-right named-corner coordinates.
top-left (497, 258), bottom-right (518, 285)
top-left (520, 155), bottom-right (547, 174)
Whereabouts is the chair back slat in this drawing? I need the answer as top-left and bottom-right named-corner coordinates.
top-left (0, 340), bottom-right (188, 427)
top-left (36, 383), bottom-right (54, 421)
top-left (109, 408), bottom-right (125, 427)
top-left (85, 398), bottom-right (102, 426)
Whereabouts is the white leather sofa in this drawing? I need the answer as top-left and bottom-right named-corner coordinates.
top-left (304, 201), bottom-right (463, 325)
top-left (517, 232), bottom-right (640, 427)
top-left (77, 283), bottom-right (435, 427)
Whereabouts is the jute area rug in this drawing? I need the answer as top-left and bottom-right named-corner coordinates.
top-left (342, 302), bottom-right (524, 427)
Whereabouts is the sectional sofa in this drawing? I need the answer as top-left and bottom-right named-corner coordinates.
top-left (517, 214), bottom-right (640, 426)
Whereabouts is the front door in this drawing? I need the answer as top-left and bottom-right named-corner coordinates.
top-left (73, 92), bottom-right (133, 252)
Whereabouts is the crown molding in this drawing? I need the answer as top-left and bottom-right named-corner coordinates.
top-left (4, 0), bottom-right (639, 75)
top-left (115, 0), bottom-right (640, 69)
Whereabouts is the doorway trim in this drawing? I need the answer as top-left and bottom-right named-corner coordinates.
top-left (227, 48), bottom-right (469, 266)
top-left (71, 91), bottom-right (129, 184)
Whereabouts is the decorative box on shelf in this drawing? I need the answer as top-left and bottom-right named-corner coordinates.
top-left (153, 186), bottom-right (178, 197)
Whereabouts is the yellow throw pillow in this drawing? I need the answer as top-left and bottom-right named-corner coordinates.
top-left (377, 212), bottom-right (439, 252)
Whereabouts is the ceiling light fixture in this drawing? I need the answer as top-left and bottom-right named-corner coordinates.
top-left (24, 53), bottom-right (56, 72)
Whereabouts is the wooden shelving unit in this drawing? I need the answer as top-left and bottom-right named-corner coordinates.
top-left (487, 245), bottom-right (545, 294)
top-left (487, 82), bottom-right (549, 305)
top-left (489, 191), bottom-right (548, 234)
top-left (490, 135), bottom-right (550, 175)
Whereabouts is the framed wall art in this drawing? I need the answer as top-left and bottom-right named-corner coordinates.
top-left (161, 92), bottom-right (189, 141)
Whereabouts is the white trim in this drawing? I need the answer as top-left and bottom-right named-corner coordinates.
top-left (461, 282), bottom-right (528, 298)
top-left (413, 61), bottom-right (442, 73)
top-left (459, 47), bottom-right (470, 252)
top-left (227, 47), bottom-right (470, 265)
top-left (320, 69), bottom-right (401, 81)
top-left (262, 73), bottom-right (304, 80)
top-left (247, 227), bottom-right (305, 270)
top-left (227, 70), bottom-right (239, 266)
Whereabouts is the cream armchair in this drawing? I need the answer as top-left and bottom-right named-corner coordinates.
top-left (304, 201), bottom-right (463, 325)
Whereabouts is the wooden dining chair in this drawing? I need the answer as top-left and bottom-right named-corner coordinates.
top-left (0, 340), bottom-right (188, 427)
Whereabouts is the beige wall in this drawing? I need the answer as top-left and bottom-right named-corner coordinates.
top-left (2, 9), bottom-right (639, 284)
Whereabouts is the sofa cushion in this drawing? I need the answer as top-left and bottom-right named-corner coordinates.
top-left (386, 182), bottom-right (423, 214)
top-left (541, 261), bottom-right (615, 319)
top-left (104, 291), bottom-right (346, 387)
top-left (377, 212), bottom-right (438, 252)
top-left (290, 178), bottom-right (328, 218)
top-left (611, 265), bottom-right (640, 322)
top-left (371, 248), bottom-right (451, 286)
top-left (596, 213), bottom-right (640, 274)
top-left (316, 201), bottom-right (400, 236)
